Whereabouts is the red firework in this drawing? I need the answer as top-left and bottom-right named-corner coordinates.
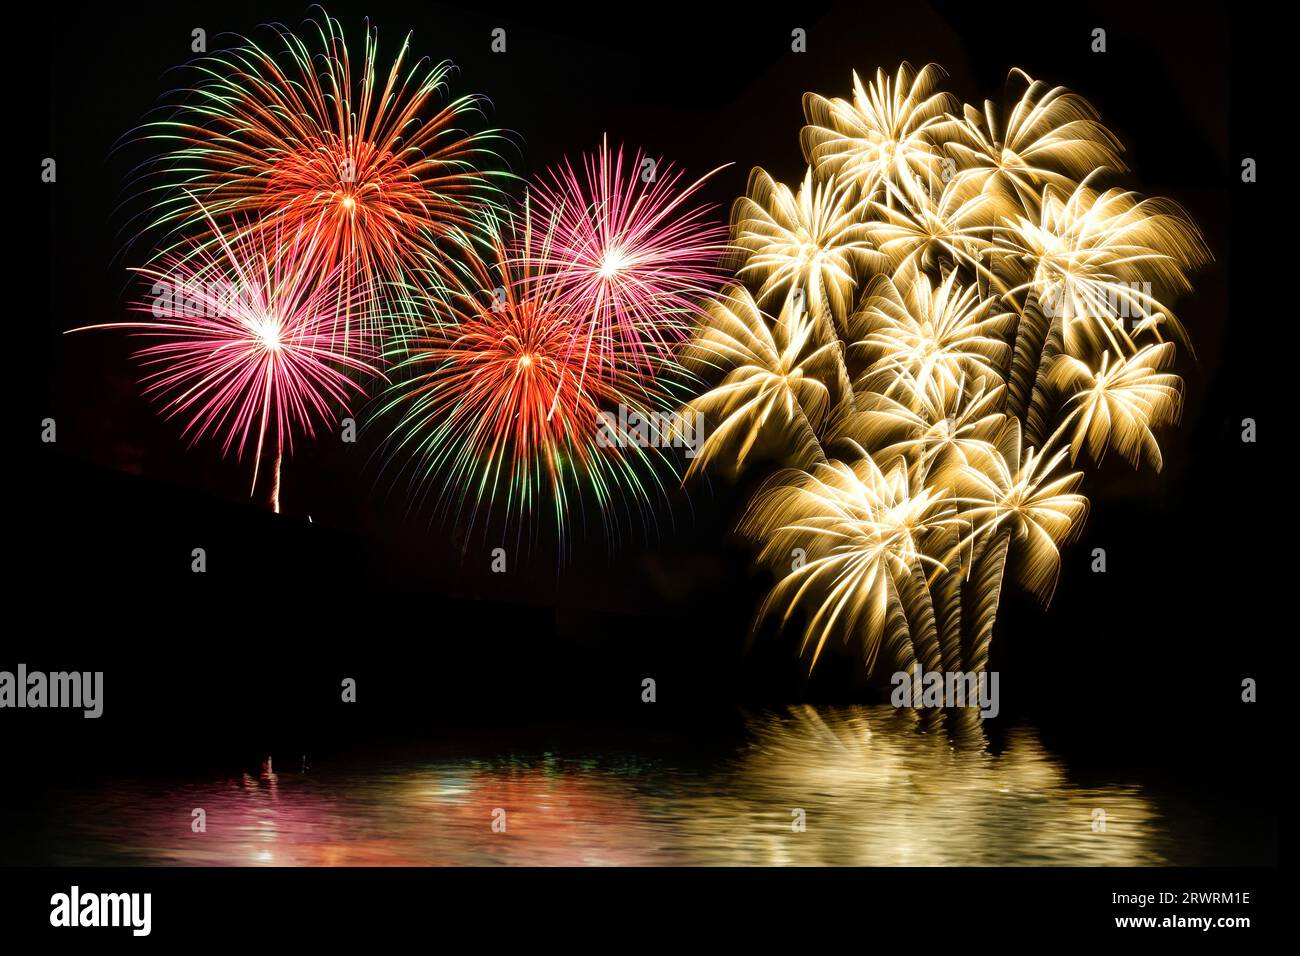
top-left (136, 10), bottom-right (508, 345)
top-left (379, 211), bottom-right (675, 537)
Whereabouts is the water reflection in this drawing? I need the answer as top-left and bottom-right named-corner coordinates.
top-left (50, 706), bottom-right (1170, 865)
top-left (723, 706), bottom-right (1164, 864)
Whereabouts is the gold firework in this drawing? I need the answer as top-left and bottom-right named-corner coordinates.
top-left (849, 270), bottom-right (1013, 408)
top-left (834, 382), bottom-right (1007, 490)
top-left (801, 62), bottom-right (958, 202)
top-left (1048, 342), bottom-right (1183, 471)
top-left (995, 177), bottom-right (1210, 357)
top-left (961, 419), bottom-right (1089, 605)
top-left (729, 167), bottom-right (880, 334)
top-left (683, 63), bottom-right (1207, 691)
top-left (740, 453), bottom-right (962, 674)
top-left (865, 175), bottom-right (1000, 281)
top-left (682, 285), bottom-right (850, 478)
top-left (947, 69), bottom-right (1125, 208)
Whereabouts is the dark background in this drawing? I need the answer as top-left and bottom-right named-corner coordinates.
top-left (11, 2), bottom-right (1274, 863)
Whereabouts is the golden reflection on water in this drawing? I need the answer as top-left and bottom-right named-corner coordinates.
top-left (52, 706), bottom-right (1169, 866)
top-left (719, 706), bottom-right (1164, 865)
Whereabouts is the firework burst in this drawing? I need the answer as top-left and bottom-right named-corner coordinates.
top-left (682, 285), bottom-right (851, 478)
top-left (801, 62), bottom-right (958, 202)
top-left (74, 206), bottom-right (381, 511)
top-left (378, 207), bottom-right (683, 549)
top-left (1047, 342), bottom-right (1183, 471)
top-left (130, 9), bottom-right (510, 345)
top-left (684, 63), bottom-right (1208, 692)
top-left (994, 175), bottom-right (1209, 358)
top-left (741, 453), bottom-right (963, 674)
top-left (849, 270), bottom-right (1013, 407)
top-left (946, 68), bottom-right (1125, 209)
top-left (521, 136), bottom-right (730, 384)
top-left (730, 167), bottom-right (881, 336)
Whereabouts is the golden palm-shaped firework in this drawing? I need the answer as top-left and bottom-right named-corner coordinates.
top-left (1048, 343), bottom-right (1183, 471)
top-left (947, 69), bottom-right (1125, 208)
top-left (849, 271), bottom-right (1012, 407)
top-left (961, 420), bottom-right (1089, 603)
top-left (835, 381), bottom-right (1006, 489)
top-left (683, 63), bottom-right (1206, 693)
top-left (995, 177), bottom-right (1209, 357)
top-left (992, 177), bottom-right (1206, 448)
top-left (866, 176), bottom-right (1000, 281)
top-left (682, 285), bottom-right (850, 478)
top-left (958, 420), bottom-right (1089, 671)
top-left (827, 388), bottom-right (1002, 674)
top-left (729, 167), bottom-right (880, 334)
top-left (740, 454), bottom-right (963, 674)
top-left (801, 62), bottom-right (958, 202)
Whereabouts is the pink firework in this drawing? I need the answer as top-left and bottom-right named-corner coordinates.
top-left (74, 208), bottom-right (381, 511)
top-left (523, 137), bottom-right (730, 388)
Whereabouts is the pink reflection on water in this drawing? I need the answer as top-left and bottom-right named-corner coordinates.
top-left (58, 760), bottom-right (674, 866)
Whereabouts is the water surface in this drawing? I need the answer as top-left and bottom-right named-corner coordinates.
top-left (35, 706), bottom-right (1216, 866)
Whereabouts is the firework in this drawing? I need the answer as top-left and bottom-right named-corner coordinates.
top-left (830, 382), bottom-right (1006, 490)
top-left (1047, 342), bottom-right (1183, 471)
top-left (73, 206), bottom-right (381, 511)
top-left (946, 68), bottom-right (1125, 208)
top-left (730, 167), bottom-right (881, 336)
top-left (131, 9), bottom-right (509, 345)
top-left (864, 176), bottom-right (1000, 282)
top-left (960, 419), bottom-right (1089, 603)
top-left (521, 136), bottom-right (729, 384)
top-left (801, 62), bottom-right (958, 202)
top-left (378, 207), bottom-right (681, 548)
top-left (849, 271), bottom-right (1012, 407)
top-left (740, 453), bottom-right (963, 674)
top-left (684, 63), bottom-right (1207, 690)
top-left (994, 175), bottom-right (1209, 358)
top-left (682, 285), bottom-right (851, 478)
